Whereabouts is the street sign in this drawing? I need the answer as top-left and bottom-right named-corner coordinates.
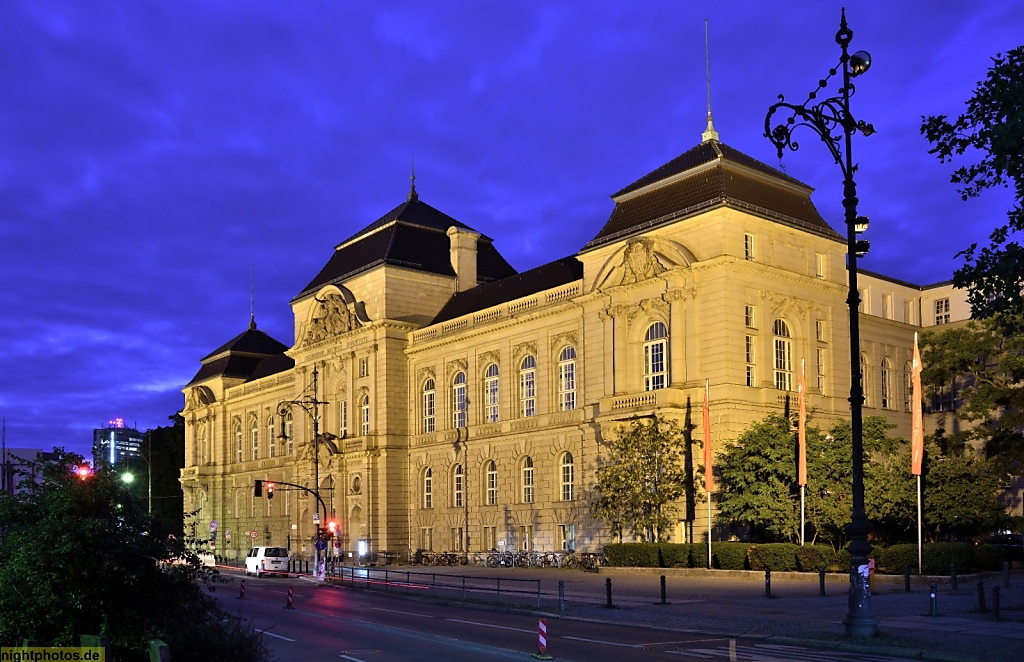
top-left (225, 530), bottom-right (231, 543)
top-left (210, 541), bottom-right (216, 549)
top-left (312, 513), bottom-right (320, 523)
top-left (210, 520), bottom-right (218, 531)
top-left (249, 530), bottom-right (258, 539)
top-left (334, 539), bottom-right (341, 549)
top-left (314, 538), bottom-right (327, 552)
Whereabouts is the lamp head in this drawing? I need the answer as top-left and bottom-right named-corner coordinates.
top-left (850, 51), bottom-right (871, 77)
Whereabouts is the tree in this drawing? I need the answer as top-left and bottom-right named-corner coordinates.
top-left (921, 45), bottom-right (1024, 321)
top-left (0, 449), bottom-right (269, 661)
top-left (921, 316), bottom-right (1024, 471)
top-left (922, 444), bottom-right (1008, 541)
top-left (593, 416), bottom-right (688, 542)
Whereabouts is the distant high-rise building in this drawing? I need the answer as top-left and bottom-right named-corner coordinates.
top-left (93, 418), bottom-right (143, 468)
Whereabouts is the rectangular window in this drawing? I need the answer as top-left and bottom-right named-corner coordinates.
top-left (815, 253), bottom-right (825, 279)
top-left (422, 388), bottom-right (435, 433)
top-left (935, 298), bottom-right (950, 325)
top-left (360, 398), bottom-right (370, 436)
top-left (339, 401), bottom-right (348, 438)
top-left (744, 233), bottom-right (755, 260)
top-left (744, 305), bottom-right (755, 328)
top-left (559, 359), bottom-right (576, 411)
top-left (858, 289), bottom-right (866, 313)
top-left (883, 294), bottom-right (894, 320)
top-left (817, 348), bottom-right (826, 394)
top-left (359, 357), bottom-right (369, 377)
top-left (419, 527), bottom-right (433, 552)
top-left (559, 524), bottom-right (576, 552)
top-left (518, 525), bottom-right (533, 551)
top-left (904, 300), bottom-right (912, 324)
top-left (520, 368), bottom-right (535, 418)
top-left (450, 527), bottom-right (464, 552)
top-left (933, 382), bottom-right (956, 412)
top-left (486, 464), bottom-right (497, 506)
top-left (745, 336), bottom-right (756, 387)
top-left (483, 526), bottom-right (497, 551)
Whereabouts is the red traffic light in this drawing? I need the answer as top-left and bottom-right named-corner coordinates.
top-left (327, 521), bottom-right (337, 536)
top-left (76, 466), bottom-right (91, 480)
top-left (266, 482), bottom-right (275, 499)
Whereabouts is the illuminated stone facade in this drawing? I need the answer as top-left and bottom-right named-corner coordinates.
top-left (181, 137), bottom-right (967, 561)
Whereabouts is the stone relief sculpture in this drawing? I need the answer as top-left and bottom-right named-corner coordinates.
top-left (619, 238), bottom-right (667, 285)
top-left (304, 293), bottom-right (360, 345)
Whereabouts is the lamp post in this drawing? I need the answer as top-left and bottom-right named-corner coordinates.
top-left (278, 364), bottom-right (330, 577)
top-left (764, 9), bottom-right (877, 637)
top-left (454, 397), bottom-right (470, 556)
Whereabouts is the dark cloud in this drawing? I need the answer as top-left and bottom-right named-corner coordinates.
top-left (1, 1), bottom-right (1021, 457)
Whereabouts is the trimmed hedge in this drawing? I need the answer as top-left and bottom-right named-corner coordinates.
top-left (748, 543), bottom-right (799, 571)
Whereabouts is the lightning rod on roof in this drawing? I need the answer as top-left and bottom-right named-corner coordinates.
top-left (702, 18), bottom-right (720, 143)
top-left (249, 264), bottom-right (256, 330)
top-left (408, 154), bottom-right (418, 201)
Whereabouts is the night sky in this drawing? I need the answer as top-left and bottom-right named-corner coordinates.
top-left (2, 1), bottom-right (1021, 459)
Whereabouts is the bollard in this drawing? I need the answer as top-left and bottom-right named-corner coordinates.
top-left (534, 618), bottom-right (552, 660)
top-left (950, 562), bottom-right (958, 591)
top-left (764, 568), bottom-right (772, 598)
top-left (992, 586), bottom-right (1001, 621)
top-left (558, 580), bottom-right (565, 611)
top-left (284, 586), bottom-right (294, 609)
top-left (1003, 560), bottom-right (1011, 588)
top-left (237, 579), bottom-right (246, 599)
top-left (977, 581), bottom-right (987, 613)
top-left (903, 564), bottom-right (911, 593)
top-left (819, 568), bottom-right (826, 596)
top-left (660, 575), bottom-right (667, 605)
top-left (605, 577), bottom-right (614, 608)
top-left (929, 582), bottom-right (938, 616)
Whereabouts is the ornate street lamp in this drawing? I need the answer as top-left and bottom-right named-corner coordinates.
top-left (278, 365), bottom-right (330, 577)
top-left (764, 9), bottom-right (877, 637)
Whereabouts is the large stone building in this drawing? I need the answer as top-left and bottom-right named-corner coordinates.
top-left (181, 130), bottom-right (968, 562)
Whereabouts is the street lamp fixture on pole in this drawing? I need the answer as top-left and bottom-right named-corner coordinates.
top-left (764, 8), bottom-right (877, 638)
top-left (277, 364), bottom-right (330, 577)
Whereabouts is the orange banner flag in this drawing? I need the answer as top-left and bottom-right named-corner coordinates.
top-left (703, 379), bottom-right (713, 493)
top-left (911, 332), bottom-right (924, 475)
top-left (798, 359), bottom-right (807, 487)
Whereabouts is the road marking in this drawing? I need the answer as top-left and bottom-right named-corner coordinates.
top-left (254, 629), bottom-right (295, 642)
top-left (446, 618), bottom-right (534, 634)
top-left (339, 655), bottom-right (367, 662)
top-left (560, 636), bottom-right (641, 648)
top-left (369, 607), bottom-right (433, 618)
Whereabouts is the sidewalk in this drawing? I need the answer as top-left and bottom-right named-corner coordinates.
top-left (332, 563), bottom-right (1024, 661)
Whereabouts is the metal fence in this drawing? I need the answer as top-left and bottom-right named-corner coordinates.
top-left (329, 565), bottom-right (544, 609)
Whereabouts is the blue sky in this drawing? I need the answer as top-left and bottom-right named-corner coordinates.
top-left (1, 1), bottom-right (1021, 458)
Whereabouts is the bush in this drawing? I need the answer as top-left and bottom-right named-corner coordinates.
top-left (973, 543), bottom-right (1007, 571)
top-left (876, 544), bottom-right (918, 574)
top-left (712, 542), bottom-right (751, 570)
top-left (658, 543), bottom-right (690, 568)
top-left (603, 543), bottom-right (660, 567)
top-left (795, 545), bottom-right (827, 571)
top-left (922, 542), bottom-right (975, 575)
top-left (691, 542), bottom-right (709, 569)
top-left (748, 544), bottom-right (799, 571)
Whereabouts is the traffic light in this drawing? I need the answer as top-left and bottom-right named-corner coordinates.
top-left (316, 525), bottom-right (325, 539)
top-left (254, 479), bottom-right (263, 497)
top-left (327, 521), bottom-right (337, 537)
top-left (266, 482), bottom-right (275, 499)
top-left (76, 466), bottom-right (91, 480)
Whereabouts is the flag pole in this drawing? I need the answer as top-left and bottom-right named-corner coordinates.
top-left (704, 379), bottom-right (713, 569)
top-left (911, 332), bottom-right (925, 575)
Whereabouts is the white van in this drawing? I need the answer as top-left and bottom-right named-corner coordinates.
top-left (244, 546), bottom-right (290, 576)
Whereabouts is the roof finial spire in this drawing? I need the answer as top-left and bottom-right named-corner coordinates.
top-left (408, 154), bottom-right (418, 201)
top-left (701, 18), bottom-right (720, 143)
top-left (249, 264), bottom-right (257, 330)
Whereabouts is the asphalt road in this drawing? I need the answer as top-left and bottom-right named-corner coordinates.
top-left (213, 569), bottom-right (917, 661)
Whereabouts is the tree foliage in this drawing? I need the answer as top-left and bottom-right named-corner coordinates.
top-left (593, 416), bottom-right (688, 542)
top-left (921, 45), bottom-right (1024, 320)
top-left (0, 450), bottom-right (269, 661)
top-left (921, 315), bottom-right (1024, 471)
top-left (118, 414), bottom-right (185, 538)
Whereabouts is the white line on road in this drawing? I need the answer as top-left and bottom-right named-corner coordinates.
top-left (560, 635), bottom-right (641, 648)
top-left (445, 618), bottom-right (534, 634)
top-left (254, 629), bottom-right (295, 642)
top-left (369, 607), bottom-right (434, 618)
top-left (339, 655), bottom-right (367, 662)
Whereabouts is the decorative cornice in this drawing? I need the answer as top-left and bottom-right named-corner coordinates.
top-left (477, 350), bottom-right (500, 371)
top-left (550, 331), bottom-right (578, 356)
top-left (446, 358), bottom-right (468, 380)
top-left (512, 341), bottom-right (537, 365)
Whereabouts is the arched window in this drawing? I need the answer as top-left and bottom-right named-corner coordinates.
top-left (235, 423), bottom-right (243, 463)
top-left (644, 322), bottom-right (668, 391)
top-left (904, 361), bottom-right (913, 412)
top-left (423, 468), bottom-right (433, 509)
top-left (880, 357), bottom-right (893, 409)
top-left (452, 372), bottom-right (467, 428)
top-left (267, 416), bottom-right (276, 459)
top-left (558, 346), bottom-right (576, 411)
top-left (519, 356), bottom-right (536, 417)
top-left (484, 363), bottom-right (500, 423)
top-left (860, 353), bottom-right (871, 406)
top-left (360, 394), bottom-right (370, 436)
top-left (773, 320), bottom-right (793, 391)
top-left (422, 378), bottom-right (436, 434)
top-left (561, 452), bottom-right (575, 501)
top-left (285, 412), bottom-right (294, 455)
top-left (485, 460), bottom-right (497, 506)
top-left (250, 418), bottom-right (259, 461)
top-left (453, 464), bottom-right (464, 508)
top-left (521, 456), bottom-right (535, 504)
